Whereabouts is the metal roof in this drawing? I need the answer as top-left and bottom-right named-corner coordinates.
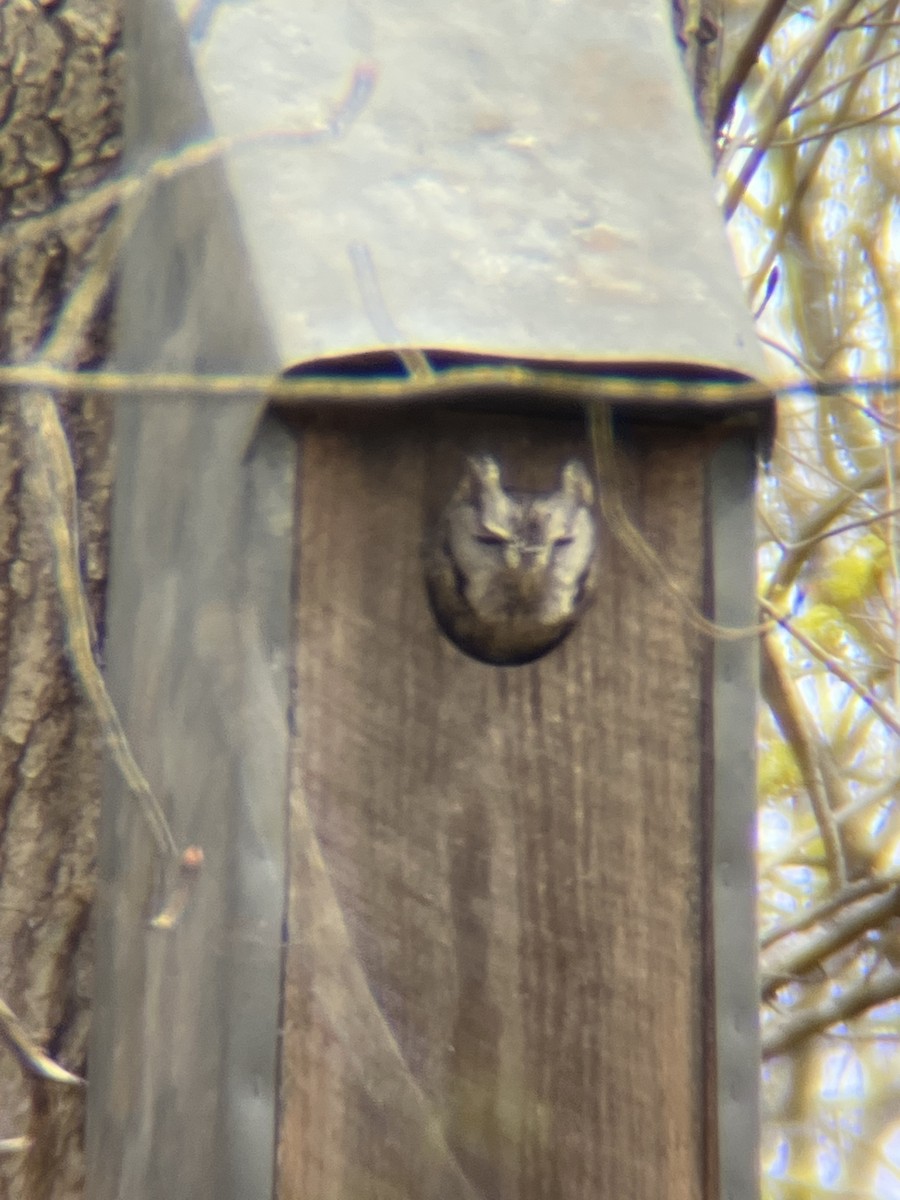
top-left (152, 0), bottom-right (767, 392)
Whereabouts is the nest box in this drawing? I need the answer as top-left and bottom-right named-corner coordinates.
top-left (87, 3), bottom-right (769, 1199)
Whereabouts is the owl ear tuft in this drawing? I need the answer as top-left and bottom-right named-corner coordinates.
top-left (456, 455), bottom-right (503, 501)
top-left (467, 455), bottom-right (502, 488)
top-left (560, 461), bottom-right (594, 506)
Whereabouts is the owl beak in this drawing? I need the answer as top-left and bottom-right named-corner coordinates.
top-left (504, 545), bottom-right (550, 602)
top-left (504, 545), bottom-right (548, 569)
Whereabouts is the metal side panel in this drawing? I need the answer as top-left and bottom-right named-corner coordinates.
top-left (85, 401), bottom-right (294, 1200)
top-left (85, 6), bottom-right (295, 1198)
top-left (709, 432), bottom-right (761, 1200)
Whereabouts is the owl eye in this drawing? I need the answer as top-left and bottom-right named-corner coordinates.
top-left (554, 535), bottom-right (575, 547)
top-left (476, 532), bottom-right (508, 545)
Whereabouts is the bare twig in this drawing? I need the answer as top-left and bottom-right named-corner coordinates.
top-left (764, 774), bottom-right (898, 874)
top-left (769, 505), bottom-right (900, 553)
top-left (769, 98), bottom-right (900, 147)
top-left (588, 404), bottom-right (772, 640)
top-left (722, 0), bottom-right (864, 219)
top-left (761, 598), bottom-right (900, 738)
top-left (763, 967), bottom-right (900, 1059)
top-left (148, 846), bottom-right (205, 930)
top-left (761, 634), bottom-right (847, 885)
top-left (742, 4), bottom-right (896, 296)
top-left (761, 871), bottom-right (900, 951)
top-left (715, 0), bottom-right (794, 133)
top-left (0, 61), bottom-right (379, 259)
top-left (762, 886), bottom-right (900, 1000)
top-left (0, 1137), bottom-right (31, 1155)
top-left (0, 997), bottom-right (84, 1086)
top-left (17, 394), bottom-right (179, 861)
top-left (0, 362), bottom-right (900, 407)
top-left (765, 464), bottom-right (887, 595)
top-left (785, 45), bottom-right (900, 119)
top-left (748, 338), bottom-right (900, 432)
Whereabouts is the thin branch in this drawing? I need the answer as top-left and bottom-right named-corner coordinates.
top-left (762, 886), bottom-right (900, 1000)
top-left (768, 504), bottom-right (900, 554)
top-left (0, 363), bottom-right (900, 407)
top-left (770, 98), bottom-right (900, 147)
top-left (715, 0), bottom-right (794, 133)
top-left (761, 871), bottom-right (900, 951)
top-left (765, 463), bottom-right (887, 595)
top-left (761, 598), bottom-right (900, 738)
top-left (845, 14), bottom-right (900, 26)
top-left (0, 996), bottom-right (84, 1086)
top-left (722, 0), bottom-right (862, 219)
top-left (770, 439), bottom-right (884, 515)
top-left (786, 46), bottom-right (900, 119)
top-left (763, 967), bottom-right (900, 1059)
top-left (148, 846), bottom-right (205, 930)
top-left (838, 0), bottom-right (900, 31)
top-left (589, 404), bottom-right (771, 640)
top-left (0, 1138), bottom-right (31, 1156)
top-left (0, 61), bottom-right (378, 258)
top-left (741, 4), bottom-right (896, 296)
top-left (763, 774), bottom-right (898, 872)
top-left (760, 635), bottom-right (847, 885)
top-left (18, 395), bottom-right (179, 861)
top-left (759, 340), bottom-right (900, 432)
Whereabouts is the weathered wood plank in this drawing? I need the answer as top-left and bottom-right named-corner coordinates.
top-left (280, 414), bottom-right (710, 1200)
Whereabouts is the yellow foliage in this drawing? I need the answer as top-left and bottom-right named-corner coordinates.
top-left (759, 739), bottom-right (802, 799)
top-left (816, 535), bottom-right (888, 608)
top-left (792, 603), bottom-right (856, 654)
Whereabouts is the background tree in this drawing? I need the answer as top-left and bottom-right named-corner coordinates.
top-left (715, 2), bottom-right (900, 1196)
top-left (0, 2), bottom-right (119, 1198)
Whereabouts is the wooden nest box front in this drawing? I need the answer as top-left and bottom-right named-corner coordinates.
top-left (87, 3), bottom-right (770, 1200)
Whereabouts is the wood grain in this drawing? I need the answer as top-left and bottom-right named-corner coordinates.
top-left (280, 412), bottom-right (711, 1200)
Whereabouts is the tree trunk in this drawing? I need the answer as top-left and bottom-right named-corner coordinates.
top-left (0, 1), bottom-right (120, 1196)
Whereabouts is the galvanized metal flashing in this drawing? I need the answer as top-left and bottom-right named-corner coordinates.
top-left (85, 7), bottom-right (293, 1200)
top-left (86, 403), bottom-right (294, 1200)
top-left (708, 433), bottom-right (761, 1200)
top-left (173, 0), bottom-right (764, 385)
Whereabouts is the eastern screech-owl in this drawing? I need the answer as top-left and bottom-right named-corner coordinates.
top-left (424, 456), bottom-right (598, 665)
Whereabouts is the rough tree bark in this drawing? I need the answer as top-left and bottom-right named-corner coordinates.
top-left (0, 2), bottom-right (121, 1197)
